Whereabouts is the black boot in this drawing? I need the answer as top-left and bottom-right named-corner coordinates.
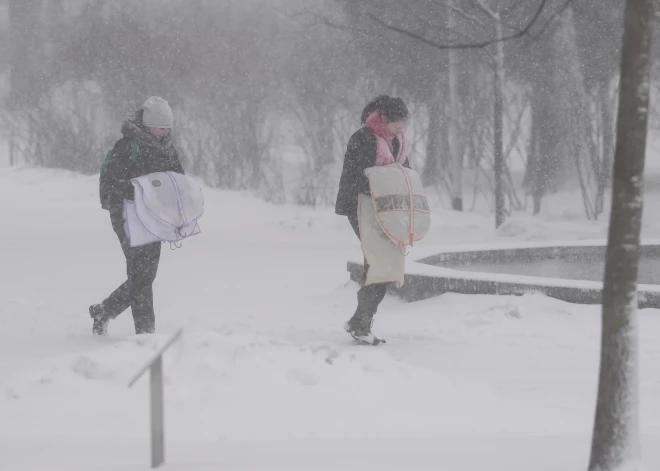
top-left (89, 304), bottom-right (110, 336)
top-left (344, 314), bottom-right (372, 336)
top-left (344, 315), bottom-right (384, 345)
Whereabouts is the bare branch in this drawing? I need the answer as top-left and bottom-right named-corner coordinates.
top-left (365, 11), bottom-right (479, 50)
top-left (425, 0), bottom-right (491, 32)
top-left (525, 0), bottom-right (574, 40)
top-left (406, 9), bottom-right (497, 58)
top-left (473, 0), bottom-right (497, 20)
top-left (469, 0), bottom-right (529, 33)
top-left (318, 15), bottom-right (404, 45)
top-left (502, 0), bottom-right (528, 16)
top-left (365, 0), bottom-right (561, 50)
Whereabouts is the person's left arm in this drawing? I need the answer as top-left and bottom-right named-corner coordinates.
top-left (171, 148), bottom-right (186, 175)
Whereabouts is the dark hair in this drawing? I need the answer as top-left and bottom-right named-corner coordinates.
top-left (360, 95), bottom-right (409, 125)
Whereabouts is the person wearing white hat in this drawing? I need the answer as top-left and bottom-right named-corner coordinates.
top-left (142, 96), bottom-right (174, 130)
top-left (91, 96), bottom-right (185, 336)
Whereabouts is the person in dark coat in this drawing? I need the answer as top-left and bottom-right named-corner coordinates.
top-left (336, 95), bottom-right (410, 343)
top-left (90, 96), bottom-right (185, 336)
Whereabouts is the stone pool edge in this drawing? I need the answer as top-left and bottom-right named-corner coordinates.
top-left (346, 238), bottom-right (660, 309)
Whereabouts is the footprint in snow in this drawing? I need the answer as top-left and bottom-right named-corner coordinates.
top-left (287, 368), bottom-right (318, 386)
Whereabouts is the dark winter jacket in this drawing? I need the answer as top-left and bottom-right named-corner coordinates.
top-left (335, 126), bottom-right (409, 218)
top-left (100, 111), bottom-right (185, 212)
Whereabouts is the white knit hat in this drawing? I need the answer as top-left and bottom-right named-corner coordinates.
top-left (142, 96), bottom-right (174, 128)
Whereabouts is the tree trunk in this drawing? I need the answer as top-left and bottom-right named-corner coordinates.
top-left (493, 19), bottom-right (506, 228)
top-left (530, 121), bottom-right (543, 215)
top-left (596, 85), bottom-right (616, 217)
top-left (555, 6), bottom-right (608, 220)
top-left (588, 1), bottom-right (655, 470)
top-left (423, 92), bottom-right (444, 186)
top-left (524, 84), bottom-right (548, 215)
top-left (448, 0), bottom-right (462, 211)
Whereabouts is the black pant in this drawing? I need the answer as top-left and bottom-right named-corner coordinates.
top-left (348, 213), bottom-right (388, 324)
top-left (102, 211), bottom-right (161, 334)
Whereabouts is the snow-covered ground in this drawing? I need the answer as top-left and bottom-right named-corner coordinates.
top-left (2, 166), bottom-right (660, 470)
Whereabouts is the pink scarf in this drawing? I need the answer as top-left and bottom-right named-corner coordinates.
top-left (365, 111), bottom-right (407, 166)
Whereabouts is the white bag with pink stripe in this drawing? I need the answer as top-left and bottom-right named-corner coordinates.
top-left (364, 164), bottom-right (431, 247)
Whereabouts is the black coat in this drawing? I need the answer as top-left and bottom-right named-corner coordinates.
top-left (100, 136), bottom-right (185, 212)
top-left (335, 127), bottom-right (409, 218)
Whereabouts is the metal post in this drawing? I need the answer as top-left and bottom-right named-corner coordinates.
top-left (151, 356), bottom-right (164, 468)
top-left (128, 328), bottom-right (183, 469)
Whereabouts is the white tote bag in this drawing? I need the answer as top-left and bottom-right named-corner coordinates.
top-left (364, 164), bottom-right (431, 247)
top-left (124, 172), bottom-right (204, 247)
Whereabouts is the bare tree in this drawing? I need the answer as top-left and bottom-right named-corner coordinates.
top-left (347, 0), bottom-right (567, 227)
top-left (282, 6), bottom-right (359, 207)
top-left (573, 0), bottom-right (623, 219)
top-left (588, 0), bottom-right (655, 469)
top-left (7, 0), bottom-right (43, 166)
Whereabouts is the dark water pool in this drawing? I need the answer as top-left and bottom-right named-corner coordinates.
top-left (439, 257), bottom-right (660, 285)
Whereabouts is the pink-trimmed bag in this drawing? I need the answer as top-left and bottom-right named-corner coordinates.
top-left (364, 164), bottom-right (431, 247)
